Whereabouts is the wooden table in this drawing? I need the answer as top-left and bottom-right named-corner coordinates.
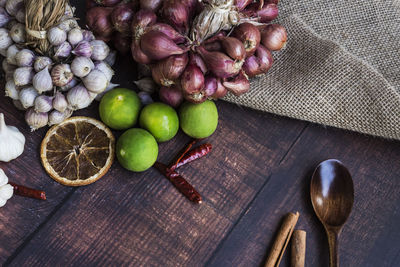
top-left (1, 2), bottom-right (400, 266)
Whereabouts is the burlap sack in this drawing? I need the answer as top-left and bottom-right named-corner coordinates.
top-left (225, 1), bottom-right (400, 140)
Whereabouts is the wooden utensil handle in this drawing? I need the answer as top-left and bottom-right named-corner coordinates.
top-left (326, 229), bottom-right (339, 267)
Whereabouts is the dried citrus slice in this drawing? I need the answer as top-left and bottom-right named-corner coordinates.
top-left (40, 117), bottom-right (115, 186)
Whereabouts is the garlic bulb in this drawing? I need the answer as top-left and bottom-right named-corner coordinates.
top-left (104, 50), bottom-right (117, 66)
top-left (0, 27), bottom-right (12, 50)
top-left (33, 66), bottom-right (53, 93)
top-left (67, 85), bottom-right (92, 110)
top-left (6, 44), bottom-right (20, 65)
top-left (72, 41), bottom-right (92, 57)
top-left (94, 61), bottom-right (114, 82)
top-left (58, 19), bottom-right (78, 32)
top-left (82, 69), bottom-right (108, 93)
top-left (15, 6), bottom-right (24, 23)
top-left (134, 77), bottom-right (157, 94)
top-left (68, 28), bottom-right (83, 46)
top-left (19, 86), bottom-right (38, 108)
top-left (15, 49), bottom-right (35, 67)
top-left (60, 78), bottom-right (78, 92)
top-left (53, 91), bottom-right (68, 112)
top-left (34, 56), bottom-right (52, 72)
top-left (138, 91), bottom-right (154, 106)
top-left (5, 0), bottom-right (23, 16)
top-left (51, 64), bottom-right (73, 87)
top-left (25, 108), bottom-right (48, 131)
top-left (3, 58), bottom-right (17, 73)
top-left (34, 95), bottom-right (53, 113)
top-left (14, 66), bottom-right (34, 86)
top-left (10, 22), bottom-right (25, 43)
top-left (0, 169), bottom-right (13, 208)
top-left (0, 7), bottom-right (11, 27)
top-left (71, 56), bottom-right (94, 78)
top-left (48, 109), bottom-right (72, 126)
top-left (53, 41), bottom-right (72, 60)
top-left (47, 27), bottom-right (67, 46)
top-left (5, 80), bottom-right (19, 100)
top-left (0, 113), bottom-right (25, 162)
top-left (90, 40), bottom-right (110, 61)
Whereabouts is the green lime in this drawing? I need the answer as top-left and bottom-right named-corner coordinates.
top-left (99, 88), bottom-right (141, 130)
top-left (179, 100), bottom-right (218, 139)
top-left (116, 128), bottom-right (158, 172)
top-left (139, 102), bottom-right (179, 142)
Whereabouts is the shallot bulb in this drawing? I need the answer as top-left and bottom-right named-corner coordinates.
top-left (140, 31), bottom-right (188, 61)
top-left (162, 1), bottom-right (189, 34)
top-left (151, 53), bottom-right (189, 87)
top-left (113, 32), bottom-right (131, 55)
top-left (86, 7), bottom-right (114, 38)
top-left (140, 0), bottom-right (162, 12)
top-left (149, 23), bottom-right (186, 44)
top-left (223, 70), bottom-right (250, 96)
top-left (111, 3), bottom-right (134, 34)
top-left (243, 45), bottom-right (274, 77)
top-left (231, 23), bottom-right (261, 57)
top-left (94, 0), bottom-right (122, 7)
top-left (212, 78), bottom-right (228, 99)
top-left (131, 9), bottom-right (157, 41)
top-left (244, 3), bottom-right (279, 23)
top-left (260, 24), bottom-right (287, 51)
top-left (181, 65), bottom-right (207, 103)
top-left (189, 53), bottom-right (208, 74)
top-left (235, 0), bottom-right (253, 11)
top-left (159, 84), bottom-right (184, 108)
top-left (197, 46), bottom-right (242, 79)
top-left (204, 75), bottom-right (218, 97)
top-left (220, 37), bottom-right (246, 61)
top-left (131, 41), bottom-right (152, 65)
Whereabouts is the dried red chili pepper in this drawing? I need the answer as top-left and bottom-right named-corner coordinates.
top-left (169, 139), bottom-right (198, 170)
top-left (9, 182), bottom-right (47, 200)
top-left (172, 143), bottom-right (213, 170)
top-left (154, 162), bottom-right (202, 204)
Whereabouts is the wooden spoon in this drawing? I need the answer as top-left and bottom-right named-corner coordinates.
top-left (310, 159), bottom-right (354, 267)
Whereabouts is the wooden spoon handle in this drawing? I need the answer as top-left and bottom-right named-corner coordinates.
top-left (326, 229), bottom-right (339, 267)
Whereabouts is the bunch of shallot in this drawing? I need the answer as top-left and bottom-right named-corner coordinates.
top-left (0, 0), bottom-right (116, 131)
top-left (87, 0), bottom-right (287, 106)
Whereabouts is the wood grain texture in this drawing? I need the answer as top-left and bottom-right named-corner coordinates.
top-left (207, 124), bottom-right (400, 267)
top-left (5, 101), bottom-right (306, 266)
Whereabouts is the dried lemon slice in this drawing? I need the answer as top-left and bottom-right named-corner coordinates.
top-left (40, 117), bottom-right (115, 186)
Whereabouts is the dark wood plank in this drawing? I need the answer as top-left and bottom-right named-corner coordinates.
top-left (207, 124), bottom-right (400, 267)
top-left (6, 101), bottom-right (306, 266)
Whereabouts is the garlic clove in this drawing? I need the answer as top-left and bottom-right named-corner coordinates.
top-left (19, 86), bottom-right (38, 109)
top-left (0, 113), bottom-right (25, 162)
top-left (10, 22), bottom-right (25, 43)
top-left (94, 61), bottom-right (114, 82)
top-left (67, 84), bottom-right (92, 110)
top-left (34, 56), bottom-right (53, 72)
top-left (15, 49), bottom-right (35, 67)
top-left (25, 108), bottom-right (49, 131)
top-left (14, 67), bottom-right (34, 86)
top-left (33, 66), bottom-right (53, 94)
top-left (34, 95), bottom-right (53, 113)
top-left (0, 28), bottom-right (12, 50)
top-left (47, 27), bottom-right (67, 46)
top-left (68, 28), bottom-right (83, 46)
top-left (5, 80), bottom-right (20, 100)
top-left (82, 69), bottom-right (108, 93)
top-left (71, 56), bottom-right (94, 78)
top-left (53, 91), bottom-right (68, 112)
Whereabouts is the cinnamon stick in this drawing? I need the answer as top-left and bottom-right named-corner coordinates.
top-left (291, 230), bottom-right (306, 267)
top-left (9, 182), bottom-right (46, 200)
top-left (264, 212), bottom-right (300, 267)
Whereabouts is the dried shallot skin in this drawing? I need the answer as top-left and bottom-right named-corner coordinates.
top-left (190, 0), bottom-right (239, 44)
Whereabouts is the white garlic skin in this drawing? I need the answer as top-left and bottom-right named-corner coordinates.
top-left (25, 108), bottom-right (49, 131)
top-left (19, 86), bottom-right (38, 109)
top-left (51, 64), bottom-right (73, 87)
top-left (5, 0), bottom-right (23, 16)
top-left (33, 66), bottom-right (53, 94)
top-left (6, 44), bottom-right (20, 65)
top-left (34, 95), bottom-right (53, 113)
top-left (71, 56), bottom-right (94, 78)
top-left (53, 92), bottom-right (68, 112)
top-left (15, 49), bottom-right (35, 67)
top-left (0, 27), bottom-right (12, 50)
top-left (94, 61), bottom-right (114, 82)
top-left (0, 113), bottom-right (25, 162)
top-left (67, 85), bottom-right (92, 110)
top-left (68, 28), bottom-right (83, 46)
top-left (14, 66), bottom-right (34, 86)
top-left (10, 22), bottom-right (25, 43)
top-left (90, 40), bottom-right (110, 61)
top-left (47, 27), bottom-right (67, 46)
top-left (82, 69), bottom-right (108, 93)
top-left (5, 80), bottom-right (19, 100)
top-left (34, 56), bottom-right (52, 72)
